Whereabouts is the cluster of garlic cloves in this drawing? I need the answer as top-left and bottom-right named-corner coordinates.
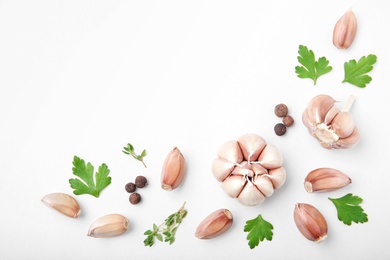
top-left (195, 209), bottom-right (233, 239)
top-left (302, 94), bottom-right (360, 149)
top-left (212, 133), bottom-right (286, 206)
top-left (333, 8), bottom-right (357, 49)
top-left (87, 214), bottom-right (129, 238)
top-left (294, 203), bottom-right (328, 242)
top-left (41, 193), bottom-right (81, 218)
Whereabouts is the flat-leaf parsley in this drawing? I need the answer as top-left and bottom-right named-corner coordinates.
top-left (342, 54), bottom-right (377, 88)
top-left (244, 214), bottom-right (273, 249)
top-left (329, 193), bottom-right (368, 225)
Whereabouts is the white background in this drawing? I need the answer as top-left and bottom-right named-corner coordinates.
top-left (1, 1), bottom-right (389, 259)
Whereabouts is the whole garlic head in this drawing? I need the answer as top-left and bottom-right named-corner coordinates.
top-left (302, 94), bottom-right (360, 149)
top-left (212, 133), bottom-right (286, 206)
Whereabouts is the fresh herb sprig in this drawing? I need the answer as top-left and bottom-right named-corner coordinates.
top-left (329, 193), bottom-right (368, 225)
top-left (144, 202), bottom-right (188, 247)
top-left (295, 45), bottom-right (332, 85)
top-left (244, 214), bottom-right (273, 249)
top-left (69, 156), bottom-right (111, 197)
top-left (342, 54), bottom-right (377, 88)
top-left (122, 143), bottom-right (147, 168)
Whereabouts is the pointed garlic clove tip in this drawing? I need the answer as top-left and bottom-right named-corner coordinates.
top-left (195, 209), bottom-right (233, 239)
top-left (161, 147), bottom-right (186, 191)
top-left (87, 214), bottom-right (129, 238)
top-left (294, 203), bottom-right (328, 242)
top-left (237, 182), bottom-right (265, 206)
top-left (237, 133), bottom-right (266, 162)
top-left (333, 8), bottom-right (357, 49)
top-left (42, 193), bottom-right (81, 218)
top-left (304, 168), bottom-right (351, 193)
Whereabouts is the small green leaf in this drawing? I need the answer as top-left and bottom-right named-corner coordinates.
top-left (156, 234), bottom-right (163, 242)
top-left (342, 54), bottom-right (377, 88)
top-left (244, 214), bottom-right (273, 249)
top-left (329, 193), bottom-right (368, 225)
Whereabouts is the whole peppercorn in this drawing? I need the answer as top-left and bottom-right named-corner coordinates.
top-left (129, 193), bottom-right (141, 205)
top-left (274, 104), bottom-right (288, 118)
top-left (135, 175), bottom-right (148, 188)
top-left (283, 115), bottom-right (295, 127)
top-left (125, 182), bottom-right (136, 193)
top-left (274, 123), bottom-right (287, 136)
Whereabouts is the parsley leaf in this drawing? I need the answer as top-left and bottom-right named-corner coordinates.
top-left (342, 54), bottom-right (377, 88)
top-left (329, 193), bottom-right (368, 225)
top-left (244, 214), bottom-right (273, 249)
top-left (69, 156), bottom-right (111, 197)
top-left (295, 45), bottom-right (332, 85)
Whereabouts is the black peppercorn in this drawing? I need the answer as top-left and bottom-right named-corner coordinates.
top-left (274, 123), bottom-right (287, 136)
top-left (125, 182), bottom-right (136, 193)
top-left (129, 193), bottom-right (141, 205)
top-left (135, 175), bottom-right (148, 188)
top-left (274, 104), bottom-right (288, 118)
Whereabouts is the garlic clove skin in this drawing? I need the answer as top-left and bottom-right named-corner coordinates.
top-left (257, 144), bottom-right (283, 169)
top-left (305, 95), bottom-right (336, 125)
top-left (334, 127), bottom-right (360, 148)
top-left (331, 112), bottom-right (355, 139)
top-left (333, 9), bottom-right (357, 49)
top-left (237, 182), bottom-right (265, 206)
top-left (161, 147), bottom-right (186, 191)
top-left (42, 193), bottom-right (81, 218)
top-left (88, 214), bottom-right (129, 238)
top-left (294, 203), bottom-right (328, 242)
top-left (237, 133), bottom-right (266, 162)
top-left (195, 209), bottom-right (233, 239)
top-left (221, 175), bottom-right (246, 198)
top-left (304, 168), bottom-right (352, 192)
top-left (212, 158), bottom-right (236, 182)
top-left (268, 167), bottom-right (286, 189)
top-left (217, 140), bottom-right (243, 164)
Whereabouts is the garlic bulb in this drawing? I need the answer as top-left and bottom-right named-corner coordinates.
top-left (212, 133), bottom-right (286, 206)
top-left (302, 94), bottom-right (360, 149)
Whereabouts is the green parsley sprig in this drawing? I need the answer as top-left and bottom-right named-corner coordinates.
top-left (68, 156), bottom-right (111, 197)
top-left (144, 202), bottom-right (188, 247)
top-left (295, 45), bottom-right (332, 85)
top-left (342, 54), bottom-right (377, 88)
top-left (329, 193), bottom-right (368, 225)
top-left (122, 143), bottom-right (147, 168)
top-left (244, 214), bottom-right (273, 249)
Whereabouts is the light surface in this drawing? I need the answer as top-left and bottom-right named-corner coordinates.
top-left (1, 1), bottom-right (389, 259)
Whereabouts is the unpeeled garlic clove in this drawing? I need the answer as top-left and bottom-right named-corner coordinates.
top-left (253, 174), bottom-right (274, 197)
top-left (212, 157), bottom-right (236, 182)
top-left (237, 182), bottom-right (265, 206)
top-left (221, 175), bottom-right (246, 198)
top-left (268, 167), bottom-right (286, 189)
top-left (161, 147), bottom-right (186, 191)
top-left (333, 9), bottom-right (357, 49)
top-left (331, 112), bottom-right (355, 139)
top-left (41, 193), bottom-right (80, 218)
top-left (87, 214), bottom-right (129, 238)
top-left (217, 140), bottom-right (243, 164)
top-left (257, 144), bottom-right (283, 169)
top-left (304, 168), bottom-right (351, 192)
top-left (195, 209), bottom-right (233, 239)
top-left (237, 133), bottom-right (266, 162)
top-left (305, 94), bottom-right (336, 125)
top-left (294, 203), bottom-right (328, 242)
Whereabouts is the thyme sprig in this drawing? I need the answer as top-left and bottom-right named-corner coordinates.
top-left (122, 143), bottom-right (147, 168)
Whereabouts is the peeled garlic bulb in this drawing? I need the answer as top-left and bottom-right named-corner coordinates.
top-left (302, 94), bottom-right (360, 149)
top-left (212, 133), bottom-right (286, 206)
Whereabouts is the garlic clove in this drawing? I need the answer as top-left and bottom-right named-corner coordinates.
top-left (334, 126), bottom-right (360, 148)
top-left (324, 107), bottom-right (340, 125)
top-left (237, 134), bottom-right (266, 162)
top-left (237, 182), bottom-right (265, 206)
top-left (195, 209), bottom-right (233, 239)
top-left (304, 168), bottom-right (352, 193)
top-left (305, 95), bottom-right (336, 125)
top-left (87, 214), bottom-right (129, 238)
top-left (257, 144), bottom-right (283, 169)
top-left (251, 163), bottom-right (268, 176)
top-left (268, 167), bottom-right (286, 189)
top-left (212, 157), bottom-right (236, 182)
top-left (41, 193), bottom-right (81, 218)
top-left (253, 175), bottom-right (274, 197)
top-left (161, 147), bottom-right (186, 191)
top-left (330, 111), bottom-right (355, 139)
top-left (294, 203), bottom-right (328, 242)
top-left (221, 175), bottom-right (246, 198)
top-left (217, 140), bottom-right (243, 164)
top-left (333, 9), bottom-right (357, 49)
top-left (302, 108), bottom-right (314, 130)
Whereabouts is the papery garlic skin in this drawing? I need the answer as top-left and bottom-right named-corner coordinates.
top-left (333, 9), bottom-right (357, 49)
top-left (42, 193), bottom-right (80, 218)
top-left (195, 209), bottom-right (233, 239)
top-left (161, 147), bottom-right (186, 191)
top-left (304, 168), bottom-right (352, 192)
top-left (87, 214), bottom-right (129, 238)
top-left (302, 94), bottom-right (359, 149)
top-left (212, 134), bottom-right (286, 206)
top-left (294, 203), bottom-right (328, 242)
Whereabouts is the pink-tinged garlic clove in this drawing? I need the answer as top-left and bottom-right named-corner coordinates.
top-left (237, 182), bottom-right (265, 206)
top-left (42, 193), bottom-right (81, 218)
top-left (195, 209), bottom-right (233, 239)
top-left (251, 163), bottom-right (268, 176)
top-left (87, 214), bottom-right (129, 238)
top-left (306, 95), bottom-right (336, 125)
top-left (253, 175), bottom-right (274, 197)
top-left (304, 168), bottom-right (351, 193)
top-left (333, 9), bottom-right (357, 49)
top-left (302, 108), bottom-right (314, 131)
top-left (268, 167), bottom-right (286, 189)
top-left (257, 144), bottom-right (283, 169)
top-left (331, 112), bottom-right (355, 139)
top-left (324, 107), bottom-right (340, 125)
top-left (161, 147), bottom-right (186, 191)
top-left (217, 140), bottom-right (243, 164)
top-left (294, 203), bottom-right (328, 242)
top-left (212, 158), bottom-right (236, 182)
top-left (237, 133), bottom-right (267, 162)
top-left (334, 127), bottom-right (360, 148)
top-left (221, 175), bottom-right (246, 198)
